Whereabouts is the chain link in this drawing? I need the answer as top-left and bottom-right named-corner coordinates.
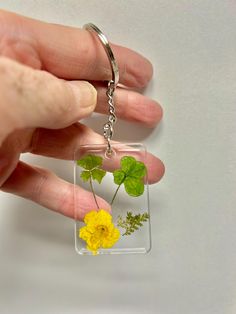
top-left (83, 24), bottom-right (119, 155)
top-left (103, 80), bottom-right (117, 154)
top-left (83, 24), bottom-right (119, 156)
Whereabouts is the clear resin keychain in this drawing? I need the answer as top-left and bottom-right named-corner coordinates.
top-left (74, 24), bottom-right (151, 255)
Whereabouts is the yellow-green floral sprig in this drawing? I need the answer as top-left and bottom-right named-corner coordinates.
top-left (117, 212), bottom-right (149, 236)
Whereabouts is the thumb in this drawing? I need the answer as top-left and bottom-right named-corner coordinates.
top-left (0, 57), bottom-right (96, 141)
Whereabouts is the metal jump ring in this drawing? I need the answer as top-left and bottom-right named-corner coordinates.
top-left (83, 23), bottom-right (119, 87)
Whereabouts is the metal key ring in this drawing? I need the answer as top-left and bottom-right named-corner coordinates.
top-left (83, 23), bottom-right (119, 87)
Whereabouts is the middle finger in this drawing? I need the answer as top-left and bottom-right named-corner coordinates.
top-left (94, 83), bottom-right (163, 128)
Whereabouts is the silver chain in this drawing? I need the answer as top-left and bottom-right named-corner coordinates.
top-left (83, 24), bottom-right (119, 155)
top-left (103, 80), bottom-right (117, 155)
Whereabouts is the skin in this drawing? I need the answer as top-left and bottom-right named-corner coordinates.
top-left (0, 10), bottom-right (165, 220)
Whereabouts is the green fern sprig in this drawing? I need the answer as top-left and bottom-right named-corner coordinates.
top-left (117, 212), bottom-right (149, 236)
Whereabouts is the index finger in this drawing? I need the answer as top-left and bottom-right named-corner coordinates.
top-left (0, 10), bottom-right (153, 87)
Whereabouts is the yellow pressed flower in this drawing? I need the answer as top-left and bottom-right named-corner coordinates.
top-left (79, 209), bottom-right (120, 255)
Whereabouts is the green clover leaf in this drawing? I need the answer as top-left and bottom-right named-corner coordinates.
top-left (91, 168), bottom-right (106, 183)
top-left (77, 155), bottom-right (103, 170)
top-left (113, 170), bottom-right (126, 185)
top-left (123, 177), bottom-right (144, 197)
top-left (80, 170), bottom-right (91, 182)
top-left (80, 168), bottom-right (106, 184)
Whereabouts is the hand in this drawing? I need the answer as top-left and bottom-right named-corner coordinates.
top-left (0, 10), bottom-right (164, 219)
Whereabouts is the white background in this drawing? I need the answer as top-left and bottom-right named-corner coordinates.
top-left (0, 1), bottom-right (236, 314)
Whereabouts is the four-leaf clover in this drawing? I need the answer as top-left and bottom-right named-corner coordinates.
top-left (113, 156), bottom-right (147, 197)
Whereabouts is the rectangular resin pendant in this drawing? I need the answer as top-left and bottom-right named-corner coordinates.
top-left (74, 143), bottom-right (151, 255)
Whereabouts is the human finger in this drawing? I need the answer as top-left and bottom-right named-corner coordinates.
top-left (94, 83), bottom-right (163, 128)
top-left (1, 161), bottom-right (110, 220)
top-left (28, 123), bottom-right (165, 184)
top-left (0, 10), bottom-right (153, 87)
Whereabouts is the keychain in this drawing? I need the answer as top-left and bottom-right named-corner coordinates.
top-left (74, 24), bottom-right (151, 255)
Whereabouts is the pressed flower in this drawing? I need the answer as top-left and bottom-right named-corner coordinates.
top-left (79, 209), bottom-right (120, 254)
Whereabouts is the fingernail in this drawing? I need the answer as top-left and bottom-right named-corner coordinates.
top-left (68, 81), bottom-right (97, 116)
